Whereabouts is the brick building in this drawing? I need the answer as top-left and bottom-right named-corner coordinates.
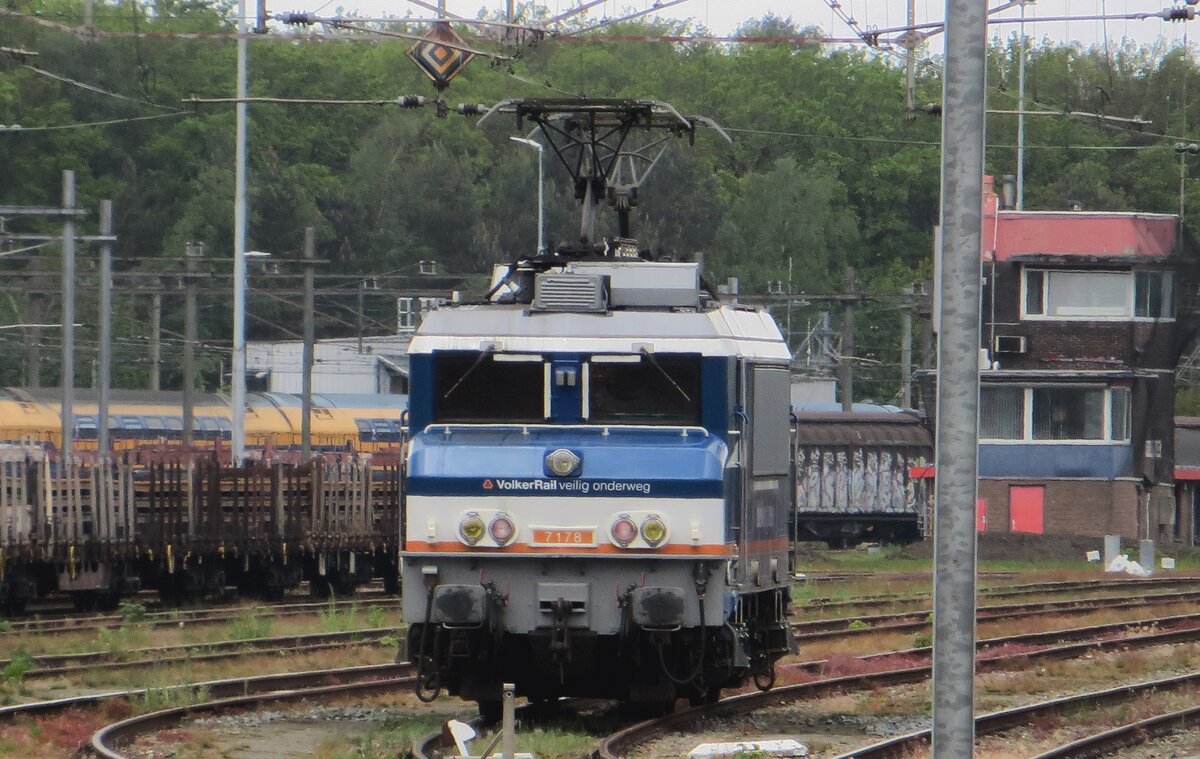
top-left (926, 177), bottom-right (1193, 541)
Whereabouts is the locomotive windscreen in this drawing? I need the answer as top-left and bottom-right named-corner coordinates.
top-left (588, 354), bottom-right (701, 425)
top-left (435, 352), bottom-right (545, 423)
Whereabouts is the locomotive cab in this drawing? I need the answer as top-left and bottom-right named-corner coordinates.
top-left (401, 259), bottom-right (795, 712)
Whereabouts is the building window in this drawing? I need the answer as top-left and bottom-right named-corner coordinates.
top-left (1134, 271), bottom-right (1174, 318)
top-left (980, 386), bottom-right (1023, 439)
top-left (980, 384), bottom-right (1131, 443)
top-left (1022, 268), bottom-right (1174, 320)
top-left (1032, 387), bottom-right (1105, 440)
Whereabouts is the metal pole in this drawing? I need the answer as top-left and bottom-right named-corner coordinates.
top-left (502, 682), bottom-right (516, 759)
top-left (356, 280), bottom-right (365, 354)
top-left (905, 0), bottom-right (917, 115)
top-left (301, 226), bottom-right (315, 461)
top-left (182, 242), bottom-right (200, 448)
top-left (536, 144), bottom-right (545, 254)
top-left (23, 290), bottom-right (40, 388)
top-left (901, 286), bottom-right (914, 409)
top-left (839, 266), bottom-right (855, 412)
top-left (61, 170), bottom-right (75, 458)
top-left (150, 292), bottom-right (162, 391)
top-left (1016, 0), bottom-right (1028, 210)
top-left (98, 200), bottom-right (113, 456)
top-left (232, 0), bottom-right (250, 463)
top-left (932, 0), bottom-right (986, 754)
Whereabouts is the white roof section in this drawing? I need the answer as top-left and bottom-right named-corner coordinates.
top-left (408, 304), bottom-right (791, 360)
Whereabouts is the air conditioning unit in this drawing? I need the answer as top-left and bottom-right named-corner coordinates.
top-left (993, 335), bottom-right (1028, 354)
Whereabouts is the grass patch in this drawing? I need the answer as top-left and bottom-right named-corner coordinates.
top-left (314, 715), bottom-right (445, 759)
top-left (3, 650), bottom-right (35, 684)
top-left (94, 624), bottom-right (148, 661)
top-left (227, 609), bottom-right (273, 640)
top-left (129, 685), bottom-right (211, 715)
top-left (847, 619), bottom-right (871, 631)
top-left (319, 601), bottom-right (362, 633)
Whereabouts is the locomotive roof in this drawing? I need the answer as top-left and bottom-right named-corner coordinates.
top-left (408, 303), bottom-right (791, 360)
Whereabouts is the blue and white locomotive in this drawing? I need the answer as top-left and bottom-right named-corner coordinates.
top-left (401, 100), bottom-right (795, 715)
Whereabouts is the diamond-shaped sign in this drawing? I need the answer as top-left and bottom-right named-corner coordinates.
top-left (408, 22), bottom-right (475, 88)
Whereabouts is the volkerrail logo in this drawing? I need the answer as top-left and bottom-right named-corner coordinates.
top-left (482, 479), bottom-right (494, 490)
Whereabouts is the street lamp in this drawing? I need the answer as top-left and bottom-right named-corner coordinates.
top-left (232, 249), bottom-right (269, 462)
top-left (510, 136), bottom-right (545, 255)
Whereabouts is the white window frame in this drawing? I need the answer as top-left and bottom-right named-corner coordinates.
top-left (980, 384), bottom-right (1132, 444)
top-left (1020, 267), bottom-right (1175, 322)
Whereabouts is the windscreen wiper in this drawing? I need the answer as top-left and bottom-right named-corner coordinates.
top-left (639, 348), bottom-right (691, 404)
top-left (442, 348), bottom-right (494, 400)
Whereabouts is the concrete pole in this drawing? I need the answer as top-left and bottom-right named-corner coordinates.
top-left (839, 266), bottom-right (855, 412)
top-left (301, 227), bottom-right (315, 461)
top-left (98, 200), bottom-right (113, 456)
top-left (61, 170), bottom-right (76, 458)
top-left (901, 287), bottom-right (914, 409)
top-left (150, 292), bottom-right (162, 391)
top-left (182, 243), bottom-right (200, 448)
top-left (932, 0), bottom-right (987, 755)
top-left (232, 0), bottom-right (250, 462)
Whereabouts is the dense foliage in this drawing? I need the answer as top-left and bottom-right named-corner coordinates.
top-left (2, 2), bottom-right (1199, 403)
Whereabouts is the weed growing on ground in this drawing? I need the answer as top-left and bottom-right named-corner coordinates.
top-left (847, 619), bottom-right (871, 630)
top-left (227, 609), bottom-right (273, 640)
top-left (95, 624), bottom-right (147, 661)
top-left (0, 620), bottom-right (11, 633)
top-left (912, 632), bottom-right (932, 648)
top-left (129, 685), bottom-right (211, 715)
top-left (118, 602), bottom-right (147, 624)
top-left (366, 604), bottom-right (387, 628)
top-left (3, 650), bottom-right (35, 684)
top-left (320, 601), bottom-right (361, 633)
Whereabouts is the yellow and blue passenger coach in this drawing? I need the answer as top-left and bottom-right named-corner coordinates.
top-left (401, 259), bottom-right (796, 715)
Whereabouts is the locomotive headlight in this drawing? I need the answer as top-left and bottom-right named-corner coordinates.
top-left (489, 514), bottom-right (516, 545)
top-left (611, 515), bottom-right (638, 546)
top-left (459, 513), bottom-right (486, 545)
top-left (545, 448), bottom-right (581, 477)
top-left (640, 516), bottom-right (668, 547)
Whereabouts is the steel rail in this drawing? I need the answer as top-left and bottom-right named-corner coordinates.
top-left (803, 576), bottom-right (1200, 610)
top-left (3, 596), bottom-right (400, 636)
top-left (595, 615), bottom-right (1200, 758)
top-left (791, 589), bottom-right (1200, 641)
top-left (0, 662), bottom-right (412, 723)
top-left (91, 671), bottom-right (416, 758)
top-left (3, 627), bottom-right (395, 678)
top-left (841, 670), bottom-right (1200, 758)
top-left (1030, 702), bottom-right (1200, 758)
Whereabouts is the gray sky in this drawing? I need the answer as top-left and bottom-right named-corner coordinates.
top-left (361, 1), bottom-right (1199, 51)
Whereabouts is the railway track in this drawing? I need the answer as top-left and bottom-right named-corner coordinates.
top-left (89, 663), bottom-right (417, 758)
top-left (841, 669), bottom-right (1200, 758)
top-left (791, 588), bottom-right (1200, 642)
top-left (0, 627), bottom-right (396, 679)
top-left (802, 575), bottom-right (1200, 612)
top-left (1, 596), bottom-right (401, 636)
top-left (593, 612), bottom-right (1200, 758)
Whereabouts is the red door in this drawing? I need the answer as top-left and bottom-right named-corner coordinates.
top-left (1009, 485), bottom-right (1045, 534)
top-left (976, 499), bottom-right (987, 533)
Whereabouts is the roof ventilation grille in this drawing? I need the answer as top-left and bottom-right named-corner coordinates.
top-left (532, 273), bottom-right (608, 313)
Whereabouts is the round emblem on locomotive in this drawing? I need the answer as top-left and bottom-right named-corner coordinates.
top-left (545, 448), bottom-right (581, 477)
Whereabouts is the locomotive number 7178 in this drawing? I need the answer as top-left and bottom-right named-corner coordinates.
top-left (532, 528), bottom-right (594, 545)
